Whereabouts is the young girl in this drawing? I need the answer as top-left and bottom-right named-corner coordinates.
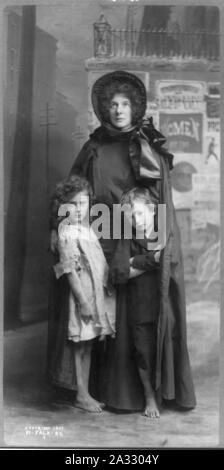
top-left (108, 187), bottom-right (161, 418)
top-left (51, 175), bottom-right (115, 413)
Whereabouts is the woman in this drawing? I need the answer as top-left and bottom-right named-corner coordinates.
top-left (48, 70), bottom-right (196, 411)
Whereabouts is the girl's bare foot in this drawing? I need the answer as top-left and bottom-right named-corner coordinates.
top-left (89, 396), bottom-right (105, 409)
top-left (86, 393), bottom-right (105, 409)
top-left (75, 397), bottom-right (102, 413)
top-left (75, 392), bottom-right (103, 413)
top-left (142, 396), bottom-right (160, 419)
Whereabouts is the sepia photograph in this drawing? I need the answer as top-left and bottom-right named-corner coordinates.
top-left (2, 0), bottom-right (222, 449)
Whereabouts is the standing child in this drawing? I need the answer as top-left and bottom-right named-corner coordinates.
top-left (50, 175), bottom-right (115, 412)
top-left (108, 187), bottom-right (161, 418)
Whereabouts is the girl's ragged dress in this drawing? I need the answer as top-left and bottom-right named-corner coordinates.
top-left (47, 221), bottom-right (115, 394)
top-left (54, 223), bottom-right (116, 343)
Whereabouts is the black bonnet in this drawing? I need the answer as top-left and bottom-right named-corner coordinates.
top-left (91, 70), bottom-right (147, 124)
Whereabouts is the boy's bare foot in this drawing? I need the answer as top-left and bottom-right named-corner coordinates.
top-left (142, 396), bottom-right (160, 419)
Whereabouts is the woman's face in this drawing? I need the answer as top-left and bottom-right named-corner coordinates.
top-left (109, 93), bottom-right (132, 130)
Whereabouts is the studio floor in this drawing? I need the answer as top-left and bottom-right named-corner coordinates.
top-left (3, 283), bottom-right (220, 448)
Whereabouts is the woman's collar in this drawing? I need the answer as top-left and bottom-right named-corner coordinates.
top-left (103, 122), bottom-right (136, 135)
top-left (101, 122), bottom-right (140, 142)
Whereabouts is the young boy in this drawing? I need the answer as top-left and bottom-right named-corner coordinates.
top-left (109, 187), bottom-right (161, 418)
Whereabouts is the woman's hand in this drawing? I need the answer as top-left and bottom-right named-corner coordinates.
top-left (154, 251), bottom-right (161, 263)
top-left (129, 267), bottom-right (145, 279)
top-left (79, 300), bottom-right (94, 324)
top-left (50, 229), bottom-right (58, 253)
top-left (129, 257), bottom-right (145, 278)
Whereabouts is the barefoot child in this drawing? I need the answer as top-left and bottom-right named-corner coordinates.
top-left (52, 175), bottom-right (115, 412)
top-left (109, 187), bottom-right (161, 418)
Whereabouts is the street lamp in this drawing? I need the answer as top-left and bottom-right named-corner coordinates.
top-left (94, 14), bottom-right (111, 57)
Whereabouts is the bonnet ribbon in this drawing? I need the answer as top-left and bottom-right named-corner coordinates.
top-left (129, 117), bottom-right (173, 182)
top-left (91, 118), bottom-right (174, 182)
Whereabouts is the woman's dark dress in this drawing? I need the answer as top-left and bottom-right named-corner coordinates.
top-left (48, 125), bottom-right (196, 410)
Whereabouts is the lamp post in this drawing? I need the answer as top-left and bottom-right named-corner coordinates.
top-left (94, 14), bottom-right (111, 57)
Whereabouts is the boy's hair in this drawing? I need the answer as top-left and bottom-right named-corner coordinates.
top-left (50, 174), bottom-right (94, 222)
top-left (120, 187), bottom-right (158, 233)
top-left (120, 187), bottom-right (157, 207)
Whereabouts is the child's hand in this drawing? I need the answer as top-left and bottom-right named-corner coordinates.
top-left (99, 334), bottom-right (106, 341)
top-left (104, 284), bottom-right (115, 296)
top-left (50, 229), bottom-right (58, 253)
top-left (79, 300), bottom-right (94, 324)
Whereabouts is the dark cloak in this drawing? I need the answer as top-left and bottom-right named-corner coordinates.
top-left (47, 119), bottom-right (196, 410)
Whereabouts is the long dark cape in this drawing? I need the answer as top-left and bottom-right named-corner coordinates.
top-left (48, 120), bottom-right (196, 409)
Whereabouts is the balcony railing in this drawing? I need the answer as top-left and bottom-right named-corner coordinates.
top-left (93, 16), bottom-right (220, 61)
